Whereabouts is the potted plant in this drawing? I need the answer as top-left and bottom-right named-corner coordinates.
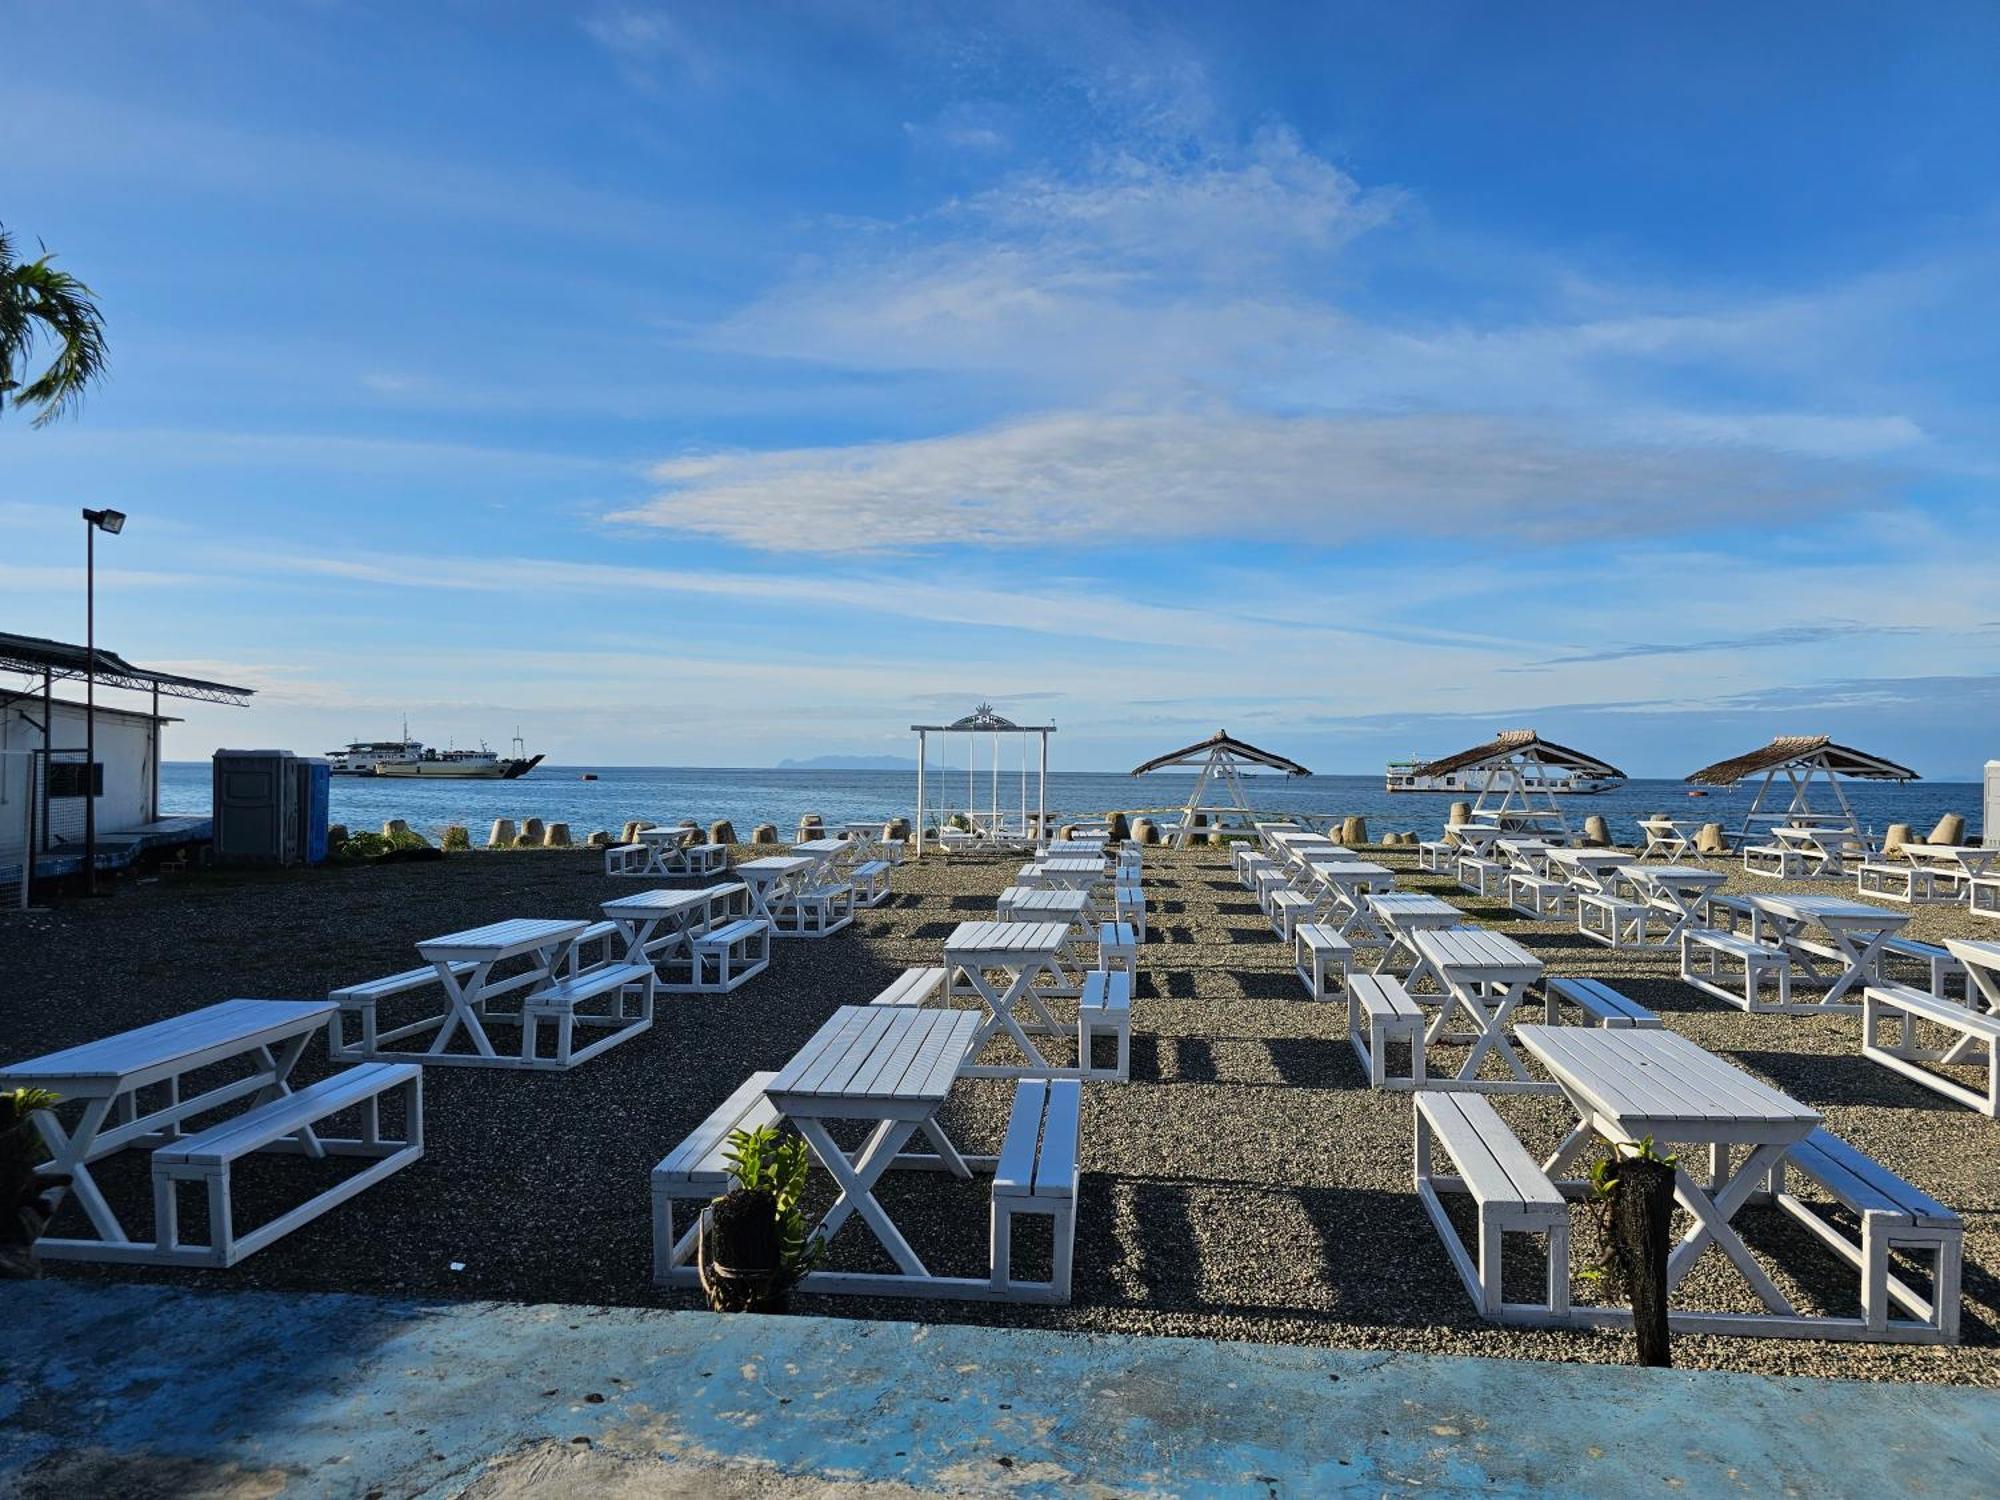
top-left (1, 1088), bottom-right (67, 1280)
top-left (698, 1125), bottom-right (820, 1313)
top-left (1586, 1136), bottom-right (1678, 1367)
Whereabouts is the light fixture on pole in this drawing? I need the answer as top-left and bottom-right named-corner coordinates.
top-left (80, 507), bottom-right (126, 896)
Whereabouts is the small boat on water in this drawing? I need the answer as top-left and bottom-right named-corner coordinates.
top-left (328, 729), bottom-right (543, 780)
top-left (1384, 756), bottom-right (1615, 795)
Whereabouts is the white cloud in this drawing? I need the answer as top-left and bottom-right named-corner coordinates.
top-left (613, 405), bottom-right (1868, 553)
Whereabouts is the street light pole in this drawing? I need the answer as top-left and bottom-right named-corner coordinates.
top-left (80, 508), bottom-right (126, 896)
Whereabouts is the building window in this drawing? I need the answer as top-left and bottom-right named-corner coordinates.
top-left (47, 762), bottom-right (104, 799)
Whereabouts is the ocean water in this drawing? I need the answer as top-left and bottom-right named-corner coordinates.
top-left (158, 764), bottom-right (1982, 845)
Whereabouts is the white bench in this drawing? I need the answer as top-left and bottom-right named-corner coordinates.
top-left (1878, 937), bottom-right (1966, 1000)
top-left (1456, 856), bottom-right (1506, 898)
top-left (681, 842), bottom-right (730, 876)
top-left (849, 859), bottom-right (894, 908)
top-left (1292, 922), bottom-right (1352, 1000)
top-left (650, 1071), bottom-right (783, 1285)
top-left (566, 919), bottom-right (623, 974)
top-left (1079, 970), bottom-right (1132, 1082)
top-left (1576, 892), bottom-right (1655, 950)
top-left (1743, 843), bottom-right (1804, 878)
top-left (690, 918), bottom-right (772, 992)
top-left (1114, 882), bottom-right (1146, 942)
top-left (1347, 974), bottom-right (1424, 1090)
top-left (786, 882), bottom-right (854, 938)
top-left (1252, 866), bottom-right (1291, 914)
top-left (329, 961), bottom-right (478, 1060)
top-left (1705, 893), bottom-right (1756, 933)
top-left (1231, 844), bottom-right (1259, 880)
top-left (1863, 983), bottom-right (2000, 1118)
top-left (1237, 852), bottom-right (1275, 890)
top-left (1269, 889), bottom-right (1314, 941)
top-left (1506, 872), bottom-right (1571, 920)
top-left (1856, 862), bottom-right (1943, 905)
top-left (1417, 840), bottom-right (1456, 874)
top-left (151, 1062), bottom-right (423, 1268)
top-left (1769, 1127), bottom-right (1962, 1343)
top-left (1544, 976), bottom-right (1659, 1029)
top-left (604, 842), bottom-right (649, 877)
top-left (523, 961), bottom-right (655, 1068)
top-left (990, 1079), bottom-right (1081, 1304)
top-left (1972, 875), bottom-right (2000, 920)
top-left (1098, 923), bottom-right (1138, 981)
top-left (869, 966), bottom-right (948, 1007)
top-left (1413, 1091), bottom-right (1570, 1325)
top-left (1681, 929), bottom-right (1793, 1012)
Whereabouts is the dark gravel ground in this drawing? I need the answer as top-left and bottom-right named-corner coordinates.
top-left (5, 840), bottom-right (1997, 1385)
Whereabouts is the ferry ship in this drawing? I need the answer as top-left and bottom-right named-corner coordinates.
top-left (327, 731), bottom-right (543, 780)
top-left (1384, 757), bottom-right (1614, 795)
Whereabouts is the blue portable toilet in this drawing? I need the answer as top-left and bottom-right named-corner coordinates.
top-left (297, 757), bottom-right (331, 863)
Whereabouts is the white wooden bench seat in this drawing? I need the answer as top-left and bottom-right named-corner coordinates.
top-left (1098, 923), bottom-right (1138, 981)
top-left (604, 842), bottom-right (649, 876)
top-left (1543, 976), bottom-right (1659, 1029)
top-left (1972, 875), bottom-right (2000, 921)
top-left (1682, 929), bottom-right (1793, 1012)
top-left (1576, 892), bottom-right (1657, 950)
top-left (1768, 1126), bottom-right (1963, 1342)
top-left (690, 918), bottom-right (772, 992)
top-left (1418, 840), bottom-right (1455, 874)
top-left (523, 961), bottom-right (655, 1068)
top-left (1414, 1090), bottom-right (1570, 1324)
top-left (1506, 872), bottom-right (1571, 921)
top-left (566, 919), bottom-right (623, 974)
top-left (651, 1071), bottom-right (783, 1285)
top-left (1293, 922), bottom-right (1352, 1000)
top-left (1253, 866), bottom-right (1292, 914)
top-left (1856, 862), bottom-right (1944, 905)
top-left (1877, 937), bottom-right (1965, 1000)
top-left (1079, 970), bottom-right (1132, 1082)
top-left (849, 859), bottom-right (895, 908)
top-left (151, 1062), bottom-right (423, 1268)
top-left (1456, 855), bottom-right (1506, 898)
top-left (1114, 882), bottom-right (1146, 941)
top-left (1742, 843), bottom-right (1799, 879)
top-left (1862, 983), bottom-right (2000, 1118)
top-left (1269, 889), bottom-right (1314, 941)
top-left (1347, 974), bottom-right (1424, 1090)
top-left (991, 1079), bottom-right (1081, 1303)
top-left (329, 961), bottom-right (477, 1059)
top-left (785, 882), bottom-right (854, 938)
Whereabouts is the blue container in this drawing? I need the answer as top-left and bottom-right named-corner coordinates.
top-left (298, 758), bottom-right (330, 864)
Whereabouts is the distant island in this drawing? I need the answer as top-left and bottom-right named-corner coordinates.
top-left (774, 754), bottom-right (925, 771)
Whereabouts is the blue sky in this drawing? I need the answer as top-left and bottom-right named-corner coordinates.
top-left (3, 1), bottom-right (1996, 775)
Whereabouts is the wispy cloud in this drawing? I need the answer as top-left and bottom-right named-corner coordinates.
top-left (1527, 621), bottom-right (1936, 668)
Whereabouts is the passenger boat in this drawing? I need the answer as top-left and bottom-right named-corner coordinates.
top-left (1384, 757), bottom-right (1615, 795)
top-left (327, 731), bottom-right (543, 780)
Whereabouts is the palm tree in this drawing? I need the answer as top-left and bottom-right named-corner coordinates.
top-left (0, 224), bottom-right (108, 426)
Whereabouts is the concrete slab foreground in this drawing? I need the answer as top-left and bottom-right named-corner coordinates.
top-left (2, 1281), bottom-right (1994, 1498)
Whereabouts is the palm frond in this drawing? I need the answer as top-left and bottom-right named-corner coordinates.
top-left (0, 226), bottom-right (109, 426)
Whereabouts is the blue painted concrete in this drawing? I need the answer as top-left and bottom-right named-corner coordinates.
top-left (2, 1281), bottom-right (1995, 1496)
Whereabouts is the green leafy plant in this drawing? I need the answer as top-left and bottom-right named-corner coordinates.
top-left (1, 225), bottom-right (109, 427)
top-left (721, 1125), bottom-right (821, 1276)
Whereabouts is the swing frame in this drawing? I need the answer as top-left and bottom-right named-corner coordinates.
top-left (911, 704), bottom-right (1054, 860)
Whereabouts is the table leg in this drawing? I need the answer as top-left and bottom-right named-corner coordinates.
top-left (1664, 1143), bottom-right (1796, 1314)
top-left (795, 1116), bottom-right (931, 1277)
top-left (1822, 927), bottom-right (1891, 1006)
top-left (431, 959), bottom-right (501, 1059)
top-left (963, 963), bottom-right (1057, 1070)
top-left (28, 1095), bottom-right (126, 1243)
top-left (254, 1034), bottom-right (327, 1159)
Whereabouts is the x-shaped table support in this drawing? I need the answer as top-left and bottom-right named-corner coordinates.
top-left (1425, 975), bottom-right (1535, 1084)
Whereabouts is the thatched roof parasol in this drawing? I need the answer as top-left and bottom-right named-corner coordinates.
top-left (1685, 735), bottom-right (1917, 787)
top-left (1131, 730), bottom-right (1310, 778)
top-left (1412, 728), bottom-right (1623, 782)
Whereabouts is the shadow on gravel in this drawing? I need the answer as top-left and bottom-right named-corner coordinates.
top-left (1265, 1036), bottom-right (1350, 1088)
top-left (1733, 1049), bottom-right (1947, 1110)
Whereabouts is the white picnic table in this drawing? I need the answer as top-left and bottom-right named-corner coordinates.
top-left (1752, 824), bottom-right (1866, 879)
top-left (1447, 824), bottom-right (1504, 858)
top-left (765, 1004), bottom-right (988, 1299)
top-left (1300, 859), bottom-right (1396, 939)
top-left (1496, 838), bottom-right (1555, 874)
top-left (734, 854), bottom-right (817, 929)
top-left (1900, 844), bottom-right (2000, 895)
top-left (997, 884), bottom-right (1104, 946)
top-left (633, 824), bottom-right (702, 875)
top-left (1517, 1024), bottom-right (1825, 1338)
top-left (0, 998), bottom-right (338, 1262)
top-left (1943, 940), bottom-right (2000, 1015)
top-left (1027, 855), bottom-right (1109, 891)
top-left (791, 835), bottom-right (849, 872)
top-left (602, 884), bottom-right (749, 988)
top-left (1619, 864), bottom-right (1729, 944)
top-left (1637, 817), bottom-right (1707, 861)
top-left (945, 919), bottom-right (1081, 1078)
top-left (409, 918), bottom-right (591, 1065)
top-left (1366, 892), bottom-right (1465, 983)
top-left (1409, 928), bottom-right (1548, 1091)
top-left (1545, 847), bottom-right (1636, 897)
top-left (1743, 893), bottom-right (1911, 1010)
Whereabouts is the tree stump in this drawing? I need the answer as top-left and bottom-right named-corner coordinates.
top-left (1608, 1156), bottom-right (1676, 1368)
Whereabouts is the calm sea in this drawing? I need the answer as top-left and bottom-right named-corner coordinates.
top-left (158, 764), bottom-right (1982, 844)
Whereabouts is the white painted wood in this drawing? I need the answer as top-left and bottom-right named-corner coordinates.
top-left (1413, 1090), bottom-right (1569, 1324)
top-left (1862, 983), bottom-right (2000, 1117)
top-left (869, 966), bottom-right (948, 1008)
top-left (1078, 970), bottom-right (1132, 1082)
top-left (1681, 930), bottom-right (1795, 1013)
top-left (521, 961), bottom-right (655, 1068)
top-left (650, 1070), bottom-right (783, 1285)
top-left (1543, 976), bottom-right (1659, 1029)
top-left (1292, 922), bottom-right (1352, 1000)
top-left (1346, 975), bottom-right (1424, 1090)
top-left (989, 1079), bottom-right (1080, 1302)
top-left (1408, 927), bottom-right (1548, 1091)
top-left (151, 1062), bottom-right (422, 1268)
top-left (689, 919), bottom-right (772, 993)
